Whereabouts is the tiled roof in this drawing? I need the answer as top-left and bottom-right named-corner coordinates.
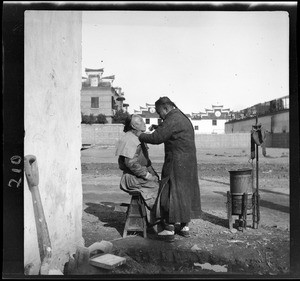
top-left (140, 110), bottom-right (159, 118)
top-left (200, 113), bottom-right (230, 119)
top-left (85, 68), bottom-right (104, 72)
top-left (81, 85), bottom-right (110, 90)
top-left (102, 75), bottom-right (115, 80)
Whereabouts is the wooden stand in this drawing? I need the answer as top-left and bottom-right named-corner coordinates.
top-left (123, 191), bottom-right (147, 238)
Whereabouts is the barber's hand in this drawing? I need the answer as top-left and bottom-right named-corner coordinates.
top-left (149, 124), bottom-right (158, 131)
top-left (149, 174), bottom-right (158, 181)
top-left (145, 172), bottom-right (158, 181)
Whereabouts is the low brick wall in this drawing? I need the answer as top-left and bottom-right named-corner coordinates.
top-left (82, 125), bottom-right (251, 149)
top-left (81, 124), bottom-right (124, 146)
top-left (194, 133), bottom-right (250, 149)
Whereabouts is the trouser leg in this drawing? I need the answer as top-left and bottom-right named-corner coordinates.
top-left (162, 214), bottom-right (175, 231)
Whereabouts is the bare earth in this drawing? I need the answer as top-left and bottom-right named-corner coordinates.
top-left (78, 145), bottom-right (290, 277)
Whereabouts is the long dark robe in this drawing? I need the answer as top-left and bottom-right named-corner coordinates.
top-left (139, 108), bottom-right (202, 223)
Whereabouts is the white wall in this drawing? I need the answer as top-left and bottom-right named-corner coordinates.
top-left (191, 119), bottom-right (227, 134)
top-left (143, 117), bottom-right (160, 132)
top-left (24, 11), bottom-right (83, 274)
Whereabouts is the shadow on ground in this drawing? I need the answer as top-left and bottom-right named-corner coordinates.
top-left (200, 177), bottom-right (230, 186)
top-left (201, 211), bottom-right (228, 228)
top-left (84, 200), bottom-right (230, 232)
top-left (84, 202), bottom-right (126, 236)
top-left (213, 191), bottom-right (289, 214)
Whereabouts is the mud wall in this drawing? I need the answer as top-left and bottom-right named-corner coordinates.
top-left (225, 115), bottom-right (273, 133)
top-left (224, 111), bottom-right (289, 148)
top-left (271, 133), bottom-right (289, 148)
top-left (224, 111), bottom-right (289, 133)
top-left (24, 11), bottom-right (83, 274)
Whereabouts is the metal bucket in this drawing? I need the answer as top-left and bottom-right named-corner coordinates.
top-left (229, 168), bottom-right (253, 195)
top-left (231, 194), bottom-right (253, 215)
top-left (229, 168), bottom-right (253, 215)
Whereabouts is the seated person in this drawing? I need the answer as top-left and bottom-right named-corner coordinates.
top-left (115, 114), bottom-right (159, 223)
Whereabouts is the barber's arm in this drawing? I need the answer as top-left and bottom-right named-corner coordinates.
top-left (138, 118), bottom-right (173, 144)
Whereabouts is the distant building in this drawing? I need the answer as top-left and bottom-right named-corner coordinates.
top-left (190, 104), bottom-right (234, 134)
top-left (134, 103), bottom-right (232, 134)
top-left (227, 95), bottom-right (289, 121)
top-left (81, 68), bottom-right (128, 123)
top-left (225, 95), bottom-right (289, 148)
top-left (133, 103), bottom-right (162, 131)
top-left (123, 103), bottom-right (129, 113)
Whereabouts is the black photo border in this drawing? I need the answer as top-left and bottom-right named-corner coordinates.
top-left (2, 1), bottom-right (299, 279)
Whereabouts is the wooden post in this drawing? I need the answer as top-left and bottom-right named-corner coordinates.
top-left (227, 191), bottom-right (233, 230)
top-left (253, 113), bottom-right (260, 229)
top-left (242, 193), bottom-right (248, 230)
top-left (257, 192), bottom-right (260, 225)
top-left (253, 192), bottom-right (257, 228)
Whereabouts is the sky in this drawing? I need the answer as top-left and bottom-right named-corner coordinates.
top-left (82, 8), bottom-right (289, 114)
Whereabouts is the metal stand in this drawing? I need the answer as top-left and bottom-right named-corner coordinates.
top-left (253, 114), bottom-right (260, 229)
top-left (227, 191), bottom-right (253, 231)
top-left (227, 114), bottom-right (261, 231)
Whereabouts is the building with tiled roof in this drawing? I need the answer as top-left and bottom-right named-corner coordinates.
top-left (134, 103), bottom-right (233, 134)
top-left (133, 104), bottom-right (161, 131)
top-left (190, 104), bottom-right (233, 134)
top-left (81, 68), bottom-right (129, 123)
top-left (225, 96), bottom-right (289, 148)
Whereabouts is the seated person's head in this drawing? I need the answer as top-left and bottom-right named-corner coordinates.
top-left (124, 114), bottom-right (146, 133)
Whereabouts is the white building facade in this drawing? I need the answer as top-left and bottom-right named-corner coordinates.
top-left (134, 103), bottom-right (232, 134)
top-left (190, 104), bottom-right (233, 134)
top-left (133, 103), bottom-right (162, 132)
top-left (191, 119), bottom-right (229, 134)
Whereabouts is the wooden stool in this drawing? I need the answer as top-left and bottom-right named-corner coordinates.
top-left (123, 191), bottom-right (147, 238)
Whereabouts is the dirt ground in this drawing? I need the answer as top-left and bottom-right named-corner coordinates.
top-left (76, 145), bottom-right (290, 277)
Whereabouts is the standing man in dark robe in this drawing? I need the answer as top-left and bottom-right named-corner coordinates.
top-left (137, 96), bottom-right (202, 242)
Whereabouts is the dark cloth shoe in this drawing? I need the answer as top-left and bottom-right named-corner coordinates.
top-left (157, 224), bottom-right (175, 242)
top-left (157, 229), bottom-right (175, 242)
top-left (178, 226), bottom-right (190, 237)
